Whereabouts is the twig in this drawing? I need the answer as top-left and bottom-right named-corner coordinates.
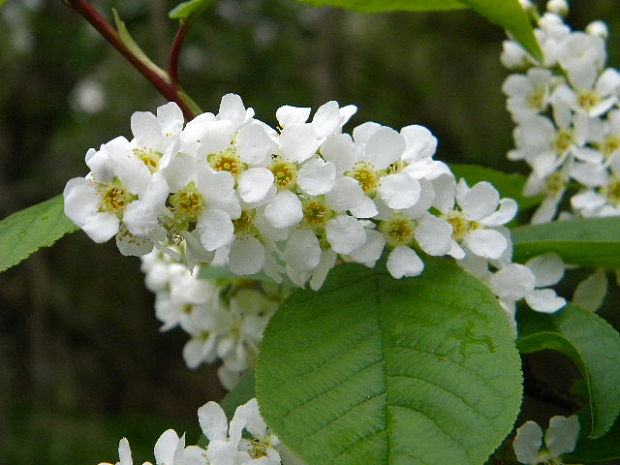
top-left (64, 0), bottom-right (199, 119)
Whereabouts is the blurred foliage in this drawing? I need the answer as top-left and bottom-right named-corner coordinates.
top-left (1, 0), bottom-right (620, 464)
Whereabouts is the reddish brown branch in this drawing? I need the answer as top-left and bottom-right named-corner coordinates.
top-left (65, 0), bottom-right (197, 120)
top-left (169, 20), bottom-right (192, 88)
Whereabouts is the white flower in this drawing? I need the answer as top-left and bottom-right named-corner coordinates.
top-left (490, 253), bottom-right (566, 314)
top-left (445, 180), bottom-right (517, 260)
top-left (98, 437), bottom-right (153, 465)
top-left (503, 68), bottom-right (553, 122)
top-left (513, 415), bottom-right (580, 465)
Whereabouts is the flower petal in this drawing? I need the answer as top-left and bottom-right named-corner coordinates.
top-left (386, 246), bottom-right (424, 278)
top-left (513, 421), bottom-right (543, 465)
top-left (463, 228), bottom-right (507, 259)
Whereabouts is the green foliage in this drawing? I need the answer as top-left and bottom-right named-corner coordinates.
top-left (567, 421), bottom-right (620, 463)
top-left (169, 0), bottom-right (217, 21)
top-left (511, 217), bottom-right (620, 268)
top-left (0, 195), bottom-right (78, 273)
top-left (291, 0), bottom-right (542, 61)
top-left (450, 164), bottom-right (542, 211)
top-left (256, 259), bottom-right (522, 465)
top-left (518, 305), bottom-right (620, 438)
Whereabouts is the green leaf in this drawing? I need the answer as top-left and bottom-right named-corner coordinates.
top-left (566, 420), bottom-right (620, 463)
top-left (0, 195), bottom-right (78, 273)
top-left (450, 164), bottom-right (542, 211)
top-left (458, 0), bottom-right (542, 61)
top-left (291, 0), bottom-right (542, 61)
top-left (169, 0), bottom-right (216, 21)
top-left (518, 304), bottom-right (620, 438)
top-left (112, 9), bottom-right (168, 81)
top-left (256, 258), bottom-right (522, 465)
top-left (511, 217), bottom-right (620, 268)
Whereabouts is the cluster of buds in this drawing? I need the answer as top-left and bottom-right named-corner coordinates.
top-left (141, 249), bottom-right (288, 389)
top-left (63, 94), bottom-right (519, 289)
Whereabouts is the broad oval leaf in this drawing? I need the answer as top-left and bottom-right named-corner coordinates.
top-left (512, 217), bottom-right (620, 268)
top-left (0, 195), bottom-right (78, 273)
top-left (518, 304), bottom-right (620, 438)
top-left (450, 164), bottom-right (542, 211)
top-left (256, 258), bottom-right (522, 465)
top-left (291, 0), bottom-right (542, 61)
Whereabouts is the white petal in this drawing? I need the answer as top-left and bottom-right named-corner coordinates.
top-left (198, 402), bottom-right (228, 441)
top-left (320, 133), bottom-right (356, 172)
top-left (228, 237), bottom-right (265, 275)
top-left (263, 190), bottom-right (303, 229)
top-left (325, 216), bottom-right (366, 254)
top-left (198, 120), bottom-right (235, 155)
top-left (573, 270), bottom-right (608, 312)
top-left (118, 438), bottom-right (133, 465)
top-left (545, 415), bottom-right (580, 458)
top-left (153, 429), bottom-right (180, 465)
top-left (350, 196), bottom-right (378, 218)
top-left (309, 248), bottom-right (338, 291)
top-left (131, 111), bottom-right (160, 147)
top-left (297, 157), bottom-right (336, 196)
top-left (513, 421), bottom-right (543, 465)
top-left (464, 229), bottom-right (507, 259)
top-left (83, 212), bottom-right (120, 244)
top-left (387, 246), bottom-right (424, 278)
top-left (236, 122), bottom-right (275, 165)
top-left (279, 124), bottom-right (320, 162)
top-left (400, 125), bottom-right (437, 162)
top-left (378, 173), bottom-right (421, 210)
top-left (525, 253), bottom-right (564, 287)
top-left (284, 229), bottom-right (321, 271)
top-left (115, 225), bottom-right (153, 257)
top-left (462, 181), bottom-right (500, 221)
top-left (414, 215), bottom-right (452, 256)
top-left (480, 198), bottom-right (518, 227)
top-left (490, 264), bottom-right (536, 301)
top-left (326, 176), bottom-right (367, 212)
top-left (525, 289), bottom-right (566, 313)
top-left (276, 105), bottom-right (310, 127)
top-left (198, 209), bottom-right (234, 251)
top-left (157, 102), bottom-right (184, 136)
top-left (312, 101), bottom-right (341, 138)
top-left (237, 168), bottom-right (274, 204)
top-left (531, 195), bottom-right (561, 224)
top-left (365, 126), bottom-right (405, 170)
top-left (218, 93), bottom-right (247, 126)
top-left (349, 230), bottom-right (386, 266)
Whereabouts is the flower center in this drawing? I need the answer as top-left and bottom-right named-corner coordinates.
top-left (233, 210), bottom-right (256, 235)
top-left (98, 180), bottom-right (135, 216)
top-left (578, 91), bottom-right (601, 112)
top-left (169, 182), bottom-right (204, 222)
top-left (209, 149), bottom-right (243, 176)
top-left (349, 162), bottom-right (378, 194)
top-left (601, 135), bottom-right (620, 158)
top-left (527, 88), bottom-right (546, 109)
top-left (445, 212), bottom-right (479, 242)
top-left (302, 199), bottom-right (332, 228)
top-left (381, 216), bottom-right (415, 246)
top-left (133, 147), bottom-right (162, 173)
top-left (545, 173), bottom-right (565, 196)
top-left (604, 179), bottom-right (620, 205)
top-left (553, 130), bottom-right (573, 154)
top-left (270, 161), bottom-right (297, 190)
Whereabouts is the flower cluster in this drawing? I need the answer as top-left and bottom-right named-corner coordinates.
top-left (141, 249), bottom-right (289, 389)
top-left (501, 0), bottom-right (619, 311)
top-left (99, 398), bottom-right (282, 465)
top-left (503, 0), bottom-right (620, 222)
top-left (64, 94), bottom-right (519, 288)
